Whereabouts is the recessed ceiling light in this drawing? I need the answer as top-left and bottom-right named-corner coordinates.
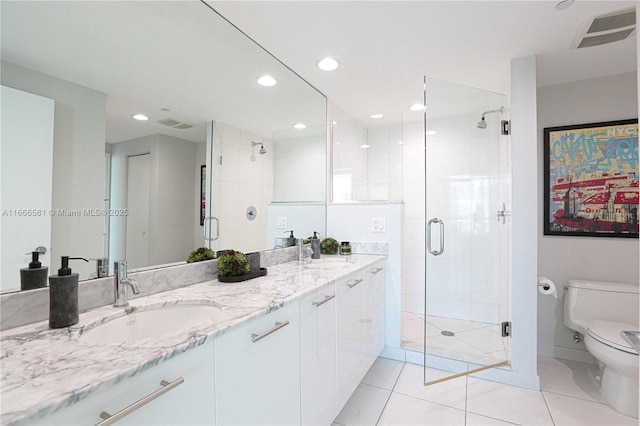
top-left (426, 130), bottom-right (437, 136)
top-left (409, 103), bottom-right (426, 111)
top-left (370, 114), bottom-right (384, 119)
top-left (132, 114), bottom-right (149, 121)
top-left (555, 0), bottom-right (574, 11)
top-left (360, 144), bottom-right (371, 149)
top-left (317, 57), bottom-right (340, 71)
top-left (294, 123), bottom-right (307, 129)
top-left (258, 75), bottom-right (277, 86)
top-left (397, 140), bottom-right (403, 145)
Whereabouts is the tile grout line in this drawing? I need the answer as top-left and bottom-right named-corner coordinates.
top-left (540, 390), bottom-right (557, 426)
top-left (374, 361), bottom-right (407, 425)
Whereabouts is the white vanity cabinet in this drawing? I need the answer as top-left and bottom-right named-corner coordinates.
top-left (336, 259), bottom-right (386, 411)
top-left (32, 339), bottom-right (215, 425)
top-left (299, 284), bottom-right (337, 425)
top-left (214, 301), bottom-right (301, 425)
top-left (367, 261), bottom-right (386, 360)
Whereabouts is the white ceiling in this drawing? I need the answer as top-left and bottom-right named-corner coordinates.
top-left (2, 1), bottom-right (636, 142)
top-left (212, 0), bottom-right (637, 118)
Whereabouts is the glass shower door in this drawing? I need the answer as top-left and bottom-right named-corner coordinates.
top-left (423, 77), bottom-right (511, 384)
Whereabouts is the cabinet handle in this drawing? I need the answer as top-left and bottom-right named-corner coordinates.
top-left (370, 267), bottom-right (383, 274)
top-left (347, 279), bottom-right (364, 288)
top-left (96, 377), bottom-right (184, 426)
top-left (312, 294), bottom-right (335, 307)
top-left (251, 321), bottom-right (290, 343)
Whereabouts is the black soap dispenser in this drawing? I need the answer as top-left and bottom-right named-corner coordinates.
top-left (48, 256), bottom-right (88, 329)
top-left (285, 230), bottom-right (296, 247)
top-left (20, 251), bottom-right (49, 291)
top-left (310, 232), bottom-right (321, 259)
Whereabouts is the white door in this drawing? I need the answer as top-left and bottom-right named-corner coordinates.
top-left (0, 86), bottom-right (54, 292)
top-left (125, 154), bottom-right (150, 269)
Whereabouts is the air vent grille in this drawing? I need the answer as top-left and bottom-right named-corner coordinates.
top-left (156, 118), bottom-right (194, 130)
top-left (578, 28), bottom-right (635, 48)
top-left (572, 7), bottom-right (636, 49)
top-left (587, 9), bottom-right (635, 34)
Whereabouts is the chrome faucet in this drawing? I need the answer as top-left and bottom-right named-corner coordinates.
top-left (113, 260), bottom-right (140, 308)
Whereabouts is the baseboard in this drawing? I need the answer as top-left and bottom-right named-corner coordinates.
top-left (538, 344), bottom-right (595, 364)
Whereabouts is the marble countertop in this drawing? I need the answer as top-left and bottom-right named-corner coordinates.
top-left (0, 254), bottom-right (385, 425)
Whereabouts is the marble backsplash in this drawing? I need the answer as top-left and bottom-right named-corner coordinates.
top-left (0, 242), bottom-right (386, 331)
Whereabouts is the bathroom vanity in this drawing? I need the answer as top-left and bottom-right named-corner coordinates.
top-left (0, 255), bottom-right (386, 425)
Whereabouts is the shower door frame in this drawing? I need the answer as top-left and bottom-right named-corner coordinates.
top-left (422, 76), bottom-right (512, 386)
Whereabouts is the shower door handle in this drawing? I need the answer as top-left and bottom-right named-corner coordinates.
top-left (204, 216), bottom-right (219, 241)
top-left (427, 218), bottom-right (444, 256)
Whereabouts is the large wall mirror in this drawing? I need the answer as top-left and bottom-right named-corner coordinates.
top-left (0, 1), bottom-right (327, 293)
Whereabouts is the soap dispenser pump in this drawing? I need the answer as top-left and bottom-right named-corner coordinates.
top-left (20, 251), bottom-right (49, 291)
top-left (310, 232), bottom-right (321, 259)
top-left (48, 256), bottom-right (89, 329)
top-left (285, 230), bottom-right (296, 247)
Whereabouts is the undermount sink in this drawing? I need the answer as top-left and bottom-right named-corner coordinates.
top-left (80, 304), bottom-right (221, 344)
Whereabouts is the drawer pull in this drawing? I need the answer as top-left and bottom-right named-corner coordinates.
top-left (312, 294), bottom-right (335, 307)
top-left (251, 321), bottom-right (290, 342)
top-left (347, 279), bottom-right (364, 288)
top-left (370, 267), bottom-right (384, 274)
top-left (96, 377), bottom-right (184, 426)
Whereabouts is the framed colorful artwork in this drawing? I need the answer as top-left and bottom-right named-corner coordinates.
top-left (543, 119), bottom-right (638, 238)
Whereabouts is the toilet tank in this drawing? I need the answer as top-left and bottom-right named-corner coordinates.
top-left (563, 280), bottom-right (639, 334)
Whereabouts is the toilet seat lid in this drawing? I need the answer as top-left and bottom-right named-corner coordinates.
top-left (587, 320), bottom-right (638, 354)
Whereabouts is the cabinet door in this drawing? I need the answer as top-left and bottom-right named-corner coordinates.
top-left (336, 272), bottom-right (369, 410)
top-left (300, 285), bottom-right (337, 426)
top-left (33, 339), bottom-right (215, 425)
top-left (215, 302), bottom-right (300, 425)
top-left (367, 261), bottom-right (386, 361)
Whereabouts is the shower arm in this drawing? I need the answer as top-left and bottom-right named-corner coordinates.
top-left (480, 106), bottom-right (505, 118)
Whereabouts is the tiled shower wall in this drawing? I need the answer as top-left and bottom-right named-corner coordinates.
top-left (402, 112), bottom-right (510, 325)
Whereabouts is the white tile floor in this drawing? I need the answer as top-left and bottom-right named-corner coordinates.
top-left (332, 356), bottom-right (638, 426)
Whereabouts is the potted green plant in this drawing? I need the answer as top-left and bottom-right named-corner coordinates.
top-left (217, 250), bottom-right (250, 278)
top-left (187, 247), bottom-right (216, 263)
top-left (321, 237), bottom-right (339, 254)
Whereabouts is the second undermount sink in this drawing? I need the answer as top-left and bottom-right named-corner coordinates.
top-left (80, 304), bottom-right (221, 345)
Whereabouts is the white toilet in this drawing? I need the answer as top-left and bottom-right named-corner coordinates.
top-left (563, 280), bottom-right (639, 418)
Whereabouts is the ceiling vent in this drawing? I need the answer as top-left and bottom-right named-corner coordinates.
top-left (571, 7), bottom-right (636, 49)
top-left (156, 118), bottom-right (195, 130)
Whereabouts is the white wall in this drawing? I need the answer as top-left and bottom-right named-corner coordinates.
top-left (2, 61), bottom-right (107, 279)
top-left (110, 134), bottom-right (197, 268)
top-left (0, 86), bottom-right (54, 292)
top-left (537, 72), bottom-right (639, 362)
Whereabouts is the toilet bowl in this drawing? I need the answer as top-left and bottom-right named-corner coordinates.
top-left (584, 320), bottom-right (638, 417)
top-left (563, 280), bottom-right (639, 418)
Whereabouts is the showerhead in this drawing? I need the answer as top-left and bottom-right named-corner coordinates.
top-left (251, 141), bottom-right (267, 155)
top-left (476, 106), bottom-right (505, 129)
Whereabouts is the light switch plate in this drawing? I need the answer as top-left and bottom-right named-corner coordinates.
top-left (276, 216), bottom-right (287, 229)
top-left (372, 217), bottom-right (386, 233)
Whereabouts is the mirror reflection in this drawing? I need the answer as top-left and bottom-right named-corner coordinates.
top-left (0, 1), bottom-right (327, 293)
top-left (332, 109), bottom-right (405, 202)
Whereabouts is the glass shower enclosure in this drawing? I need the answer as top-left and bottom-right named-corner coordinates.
top-left (422, 77), bottom-right (512, 384)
